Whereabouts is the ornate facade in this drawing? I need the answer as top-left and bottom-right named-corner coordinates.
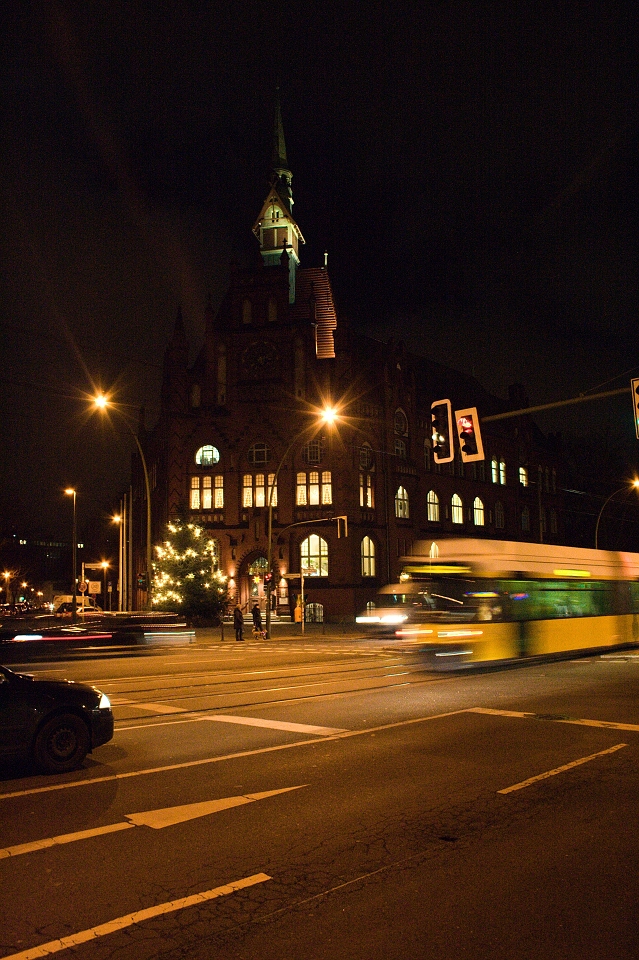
top-left (133, 105), bottom-right (564, 619)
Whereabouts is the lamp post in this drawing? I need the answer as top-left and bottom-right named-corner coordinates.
top-left (64, 488), bottom-right (77, 621)
top-left (595, 480), bottom-right (639, 549)
top-left (101, 561), bottom-right (110, 611)
top-left (265, 407), bottom-right (338, 639)
top-left (94, 395), bottom-right (152, 610)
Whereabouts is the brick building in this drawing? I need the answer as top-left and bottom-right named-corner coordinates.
top-left (132, 102), bottom-right (564, 620)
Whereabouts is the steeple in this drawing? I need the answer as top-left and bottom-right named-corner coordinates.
top-left (252, 91), bottom-right (304, 303)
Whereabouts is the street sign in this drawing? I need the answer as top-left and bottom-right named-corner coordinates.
top-left (88, 580), bottom-right (101, 594)
top-left (78, 581), bottom-right (88, 593)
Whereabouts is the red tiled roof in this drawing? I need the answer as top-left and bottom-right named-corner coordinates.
top-left (291, 268), bottom-right (337, 359)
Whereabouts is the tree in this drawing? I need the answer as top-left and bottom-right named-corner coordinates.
top-left (152, 518), bottom-right (228, 623)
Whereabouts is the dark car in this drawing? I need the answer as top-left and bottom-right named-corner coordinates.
top-left (0, 664), bottom-right (114, 773)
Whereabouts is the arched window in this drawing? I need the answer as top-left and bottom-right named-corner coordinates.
top-left (195, 445), bottom-right (220, 466)
top-left (394, 408), bottom-right (408, 436)
top-left (248, 442), bottom-right (270, 465)
top-left (361, 537), bottom-right (376, 577)
top-left (473, 497), bottom-right (485, 526)
top-left (451, 493), bottom-right (463, 524)
top-left (521, 506), bottom-right (530, 532)
top-left (359, 443), bottom-right (374, 469)
top-left (300, 535), bottom-right (328, 577)
top-left (360, 472), bottom-right (374, 508)
top-left (427, 489), bottom-right (439, 522)
top-left (395, 486), bottom-right (409, 518)
top-left (519, 466), bottom-right (528, 487)
top-left (499, 459), bottom-right (506, 485)
top-left (491, 458), bottom-right (499, 483)
top-left (495, 501), bottom-right (505, 529)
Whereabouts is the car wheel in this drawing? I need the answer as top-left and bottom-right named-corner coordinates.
top-left (34, 713), bottom-right (91, 774)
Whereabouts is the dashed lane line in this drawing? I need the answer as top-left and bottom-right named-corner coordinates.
top-left (498, 743), bottom-right (628, 794)
top-left (0, 873), bottom-right (271, 960)
top-left (469, 706), bottom-right (639, 733)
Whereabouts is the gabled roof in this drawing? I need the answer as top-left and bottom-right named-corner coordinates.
top-left (252, 186), bottom-right (305, 245)
top-left (291, 268), bottom-right (337, 359)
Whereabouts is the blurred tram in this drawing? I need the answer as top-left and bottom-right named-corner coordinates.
top-left (356, 539), bottom-right (639, 666)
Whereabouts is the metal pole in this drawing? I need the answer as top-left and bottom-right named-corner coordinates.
top-left (71, 492), bottom-right (77, 623)
top-left (595, 486), bottom-right (632, 550)
top-left (128, 486), bottom-right (133, 611)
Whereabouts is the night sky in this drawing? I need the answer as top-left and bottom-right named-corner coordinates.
top-left (1, 1), bottom-right (637, 545)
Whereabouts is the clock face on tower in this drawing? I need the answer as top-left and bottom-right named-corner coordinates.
top-left (242, 340), bottom-right (278, 376)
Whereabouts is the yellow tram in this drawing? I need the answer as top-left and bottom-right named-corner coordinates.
top-left (356, 539), bottom-right (639, 665)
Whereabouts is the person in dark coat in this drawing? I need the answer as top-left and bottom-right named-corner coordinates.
top-left (233, 604), bottom-right (244, 641)
top-left (251, 603), bottom-right (262, 632)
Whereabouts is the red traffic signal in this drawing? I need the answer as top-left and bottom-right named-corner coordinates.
top-left (455, 407), bottom-right (485, 462)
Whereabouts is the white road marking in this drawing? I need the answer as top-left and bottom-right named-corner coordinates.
top-left (498, 743), bottom-right (627, 794)
top-left (469, 706), bottom-right (639, 732)
top-left (1, 873), bottom-right (271, 960)
top-left (0, 708), bottom-right (466, 800)
top-left (124, 701), bottom-right (185, 714)
top-left (0, 787), bottom-right (306, 859)
top-left (204, 715), bottom-right (347, 735)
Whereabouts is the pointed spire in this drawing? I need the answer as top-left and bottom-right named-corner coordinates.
top-left (270, 87), bottom-right (293, 213)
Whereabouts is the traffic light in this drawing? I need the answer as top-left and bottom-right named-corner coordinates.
top-left (431, 399), bottom-right (454, 463)
top-left (264, 572), bottom-right (273, 587)
top-left (454, 406), bottom-right (485, 462)
top-left (632, 378), bottom-right (639, 439)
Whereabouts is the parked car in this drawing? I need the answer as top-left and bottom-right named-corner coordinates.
top-left (54, 602), bottom-right (102, 617)
top-left (0, 664), bottom-right (114, 773)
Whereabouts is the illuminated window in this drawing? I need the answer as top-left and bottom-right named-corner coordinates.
top-left (495, 501), bottom-right (505, 529)
top-left (300, 535), bottom-right (328, 577)
top-left (491, 458), bottom-right (499, 483)
top-left (267, 474), bottom-right (277, 507)
top-left (214, 476), bottom-right (224, 508)
top-left (427, 489), bottom-right (439, 522)
top-left (195, 445), bottom-right (220, 466)
top-left (322, 471), bottom-right (332, 505)
top-left (190, 475), bottom-right (223, 511)
top-left (243, 474), bottom-right (253, 508)
top-left (451, 493), bottom-right (463, 524)
top-left (361, 537), bottom-right (376, 577)
top-left (248, 443), bottom-right (270, 465)
top-left (255, 474), bottom-right (265, 508)
top-left (519, 466), bottom-right (528, 487)
top-left (296, 472), bottom-right (307, 505)
top-left (473, 497), bottom-right (485, 526)
top-left (202, 476), bottom-right (212, 510)
top-left (309, 471), bottom-right (320, 505)
top-left (499, 459), bottom-right (506, 485)
top-left (395, 486), bottom-right (409, 519)
top-left (360, 472), bottom-right (374, 508)
top-left (190, 476), bottom-right (200, 510)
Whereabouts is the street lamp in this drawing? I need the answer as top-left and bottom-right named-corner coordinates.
top-left (265, 406), bottom-right (339, 639)
top-left (595, 479), bottom-right (639, 549)
top-left (64, 488), bottom-right (77, 621)
top-left (93, 394), bottom-right (152, 610)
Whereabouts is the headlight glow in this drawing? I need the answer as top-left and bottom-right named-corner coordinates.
top-left (98, 693), bottom-right (111, 709)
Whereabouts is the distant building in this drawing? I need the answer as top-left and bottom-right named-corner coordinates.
top-left (131, 100), bottom-right (564, 619)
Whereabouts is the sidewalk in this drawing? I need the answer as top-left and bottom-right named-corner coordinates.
top-left (195, 619), bottom-right (366, 643)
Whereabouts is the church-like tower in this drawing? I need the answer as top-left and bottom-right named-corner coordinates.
top-left (252, 92), bottom-right (305, 303)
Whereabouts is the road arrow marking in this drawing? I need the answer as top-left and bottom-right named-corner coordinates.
top-left (0, 786), bottom-right (306, 859)
top-left (2, 873), bottom-right (271, 960)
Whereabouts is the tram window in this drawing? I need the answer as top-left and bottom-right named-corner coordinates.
top-left (509, 580), bottom-right (615, 620)
top-left (629, 582), bottom-right (639, 613)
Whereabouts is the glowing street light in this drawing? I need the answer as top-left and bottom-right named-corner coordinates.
top-left (595, 479), bottom-right (639, 549)
top-left (265, 406), bottom-right (340, 639)
top-left (93, 394), bottom-right (152, 610)
top-left (64, 487), bottom-right (78, 621)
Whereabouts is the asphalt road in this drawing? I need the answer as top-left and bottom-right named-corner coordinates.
top-left (1, 634), bottom-right (638, 959)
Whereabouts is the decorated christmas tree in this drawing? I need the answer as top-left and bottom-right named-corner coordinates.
top-left (152, 515), bottom-right (228, 623)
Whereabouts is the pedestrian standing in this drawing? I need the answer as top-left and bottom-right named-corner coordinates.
top-left (233, 603), bottom-right (244, 641)
top-left (251, 603), bottom-right (262, 632)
